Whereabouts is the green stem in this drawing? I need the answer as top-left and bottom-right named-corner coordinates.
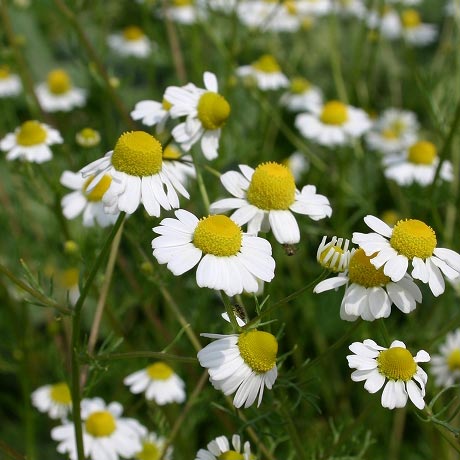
top-left (328, 14), bottom-right (348, 102)
top-left (191, 150), bottom-right (211, 212)
top-left (279, 395), bottom-right (306, 460)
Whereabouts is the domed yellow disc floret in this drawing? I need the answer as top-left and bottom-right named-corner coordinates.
top-left (377, 347), bottom-right (417, 381)
top-left (193, 215), bottom-right (242, 257)
top-left (290, 77), bottom-right (311, 94)
top-left (407, 141), bottom-right (437, 165)
top-left (122, 25), bottom-right (144, 41)
top-left (401, 9), bottom-right (421, 29)
top-left (146, 362), bottom-right (174, 380)
top-left (50, 382), bottom-right (71, 404)
top-left (197, 92), bottom-right (231, 131)
top-left (136, 441), bottom-right (160, 460)
top-left (111, 131), bottom-right (163, 177)
top-left (390, 219), bottom-right (437, 260)
top-left (16, 120), bottom-right (47, 146)
top-left (47, 69), bottom-right (72, 95)
top-left (320, 101), bottom-right (349, 125)
top-left (247, 162), bottom-right (296, 210)
top-left (238, 330), bottom-right (278, 373)
top-left (447, 349), bottom-right (460, 371)
top-left (0, 65), bottom-right (10, 79)
top-left (85, 411), bottom-right (116, 437)
top-left (83, 175), bottom-right (112, 202)
top-left (218, 452), bottom-right (244, 460)
top-left (348, 248), bottom-right (390, 287)
top-left (252, 55), bottom-right (281, 74)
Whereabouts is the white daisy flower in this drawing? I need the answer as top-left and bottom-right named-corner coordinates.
top-left (210, 162), bottom-right (332, 244)
top-left (0, 65), bottom-right (22, 97)
top-left (60, 170), bottom-right (119, 228)
top-left (198, 329), bottom-right (278, 408)
top-left (236, 54), bottom-right (289, 91)
top-left (295, 100), bottom-right (372, 147)
top-left (151, 209), bottom-right (275, 296)
top-left (263, 2), bottom-right (302, 33)
top-left (80, 131), bottom-right (189, 216)
top-left (75, 128), bottom-right (101, 148)
top-left (195, 434), bottom-right (252, 460)
top-left (136, 432), bottom-right (173, 460)
top-left (330, 0), bottom-right (366, 18)
top-left (315, 235), bottom-right (353, 273)
top-left (165, 71), bottom-right (230, 160)
top-left (383, 140), bottom-right (453, 186)
top-left (131, 97), bottom-right (172, 133)
top-left (0, 120), bottom-right (62, 163)
top-left (280, 77), bottom-right (323, 112)
top-left (431, 329), bottom-right (460, 388)
top-left (31, 382), bottom-right (72, 420)
top-left (163, 0), bottom-right (204, 25)
top-left (401, 9), bottom-right (437, 46)
top-left (352, 215), bottom-right (460, 296)
top-left (107, 26), bottom-right (153, 58)
top-left (35, 69), bottom-right (86, 112)
top-left (347, 339), bottom-right (430, 409)
top-left (51, 397), bottom-right (147, 460)
top-left (282, 151), bottom-right (309, 181)
top-left (314, 248), bottom-right (422, 321)
top-left (124, 361), bottom-right (186, 405)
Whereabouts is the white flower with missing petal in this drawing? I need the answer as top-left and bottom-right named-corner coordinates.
top-left (316, 235), bottom-right (353, 273)
top-left (431, 329), bottom-right (460, 388)
top-left (195, 434), bottom-right (252, 460)
top-left (31, 382), bottom-right (72, 420)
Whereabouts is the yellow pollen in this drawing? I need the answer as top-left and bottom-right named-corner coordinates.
top-left (162, 98), bottom-right (172, 111)
top-left (381, 129), bottom-right (398, 140)
top-left (218, 452), bottom-right (244, 460)
top-left (61, 268), bottom-right (79, 289)
top-left (401, 9), bottom-right (421, 28)
top-left (122, 25), bottom-right (144, 41)
top-left (16, 120), bottom-right (47, 146)
top-left (50, 382), bottom-right (71, 404)
top-left (447, 349), bottom-right (460, 371)
top-left (320, 101), bottom-right (349, 125)
top-left (47, 69), bottom-right (72, 95)
top-left (197, 92), bottom-right (231, 131)
top-left (348, 249), bottom-right (390, 287)
top-left (193, 215), bottom-right (242, 257)
top-left (238, 330), bottom-right (278, 373)
top-left (85, 411), bottom-right (116, 437)
top-left (111, 131), bottom-right (163, 176)
top-left (146, 362), bottom-right (174, 380)
top-left (82, 175), bottom-right (112, 202)
top-left (390, 219), bottom-right (437, 260)
top-left (163, 145), bottom-right (181, 160)
top-left (136, 441), bottom-right (160, 460)
top-left (247, 162), bottom-right (296, 210)
top-left (0, 65), bottom-right (10, 79)
top-left (252, 55), bottom-right (281, 74)
top-left (407, 141), bottom-right (437, 165)
top-left (319, 245), bottom-right (345, 273)
top-left (290, 77), bottom-right (311, 94)
top-left (377, 347), bottom-right (417, 381)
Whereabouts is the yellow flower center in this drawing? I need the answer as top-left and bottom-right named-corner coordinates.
top-left (218, 452), bottom-right (244, 460)
top-left (284, 0), bottom-right (297, 15)
top-left (76, 127), bottom-right (101, 147)
top-left (47, 69), bottom-right (72, 95)
top-left (320, 101), bottom-right (349, 125)
top-left (348, 249), bottom-right (390, 287)
top-left (390, 219), bottom-right (437, 260)
top-left (377, 347), bottom-right (417, 381)
top-left (238, 330), bottom-right (278, 373)
top-left (146, 362), bottom-right (174, 380)
top-left (85, 411), bottom-right (116, 437)
top-left (247, 162), bottom-right (296, 210)
top-left (136, 441), bottom-right (160, 460)
top-left (381, 129), bottom-right (398, 140)
top-left (407, 141), bottom-right (437, 165)
top-left (401, 9), bottom-right (421, 29)
top-left (252, 55), bottom-right (281, 74)
top-left (319, 245), bottom-right (345, 273)
top-left (50, 382), bottom-right (71, 404)
top-left (193, 215), bottom-right (242, 257)
top-left (83, 175), bottom-right (112, 202)
top-left (448, 349), bottom-right (460, 371)
top-left (16, 120), bottom-right (47, 146)
top-left (111, 131), bottom-right (163, 176)
top-left (173, 0), bottom-right (192, 5)
top-left (163, 144), bottom-right (181, 160)
top-left (290, 77), bottom-right (311, 94)
top-left (122, 25), bottom-right (144, 41)
top-left (61, 268), bottom-right (79, 289)
top-left (0, 65), bottom-right (10, 79)
top-left (162, 98), bottom-right (172, 111)
top-left (197, 92), bottom-right (231, 131)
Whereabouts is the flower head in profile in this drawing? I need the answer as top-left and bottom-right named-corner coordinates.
top-left (352, 215), bottom-right (460, 296)
top-left (107, 26), bottom-right (153, 58)
top-left (198, 329), bottom-right (278, 408)
top-left (0, 120), bottom-right (62, 163)
top-left (124, 361), bottom-right (186, 405)
top-left (347, 339), bottom-right (430, 409)
top-left (152, 209), bottom-right (275, 296)
top-left (165, 72), bottom-right (230, 160)
top-left (162, 0), bottom-right (204, 25)
top-left (280, 76), bottom-right (322, 112)
top-left (76, 128), bottom-right (101, 148)
top-left (31, 382), bottom-right (72, 420)
top-left (210, 162), bottom-right (332, 244)
top-left (135, 432), bottom-right (172, 460)
top-left (131, 97), bottom-right (172, 133)
top-left (81, 131), bottom-right (189, 216)
top-left (195, 434), bottom-right (252, 460)
top-left (0, 65), bottom-right (22, 97)
top-left (431, 329), bottom-right (460, 388)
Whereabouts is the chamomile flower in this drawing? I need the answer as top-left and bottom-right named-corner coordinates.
top-left (124, 361), bottom-right (186, 405)
top-left (196, 434), bottom-right (252, 460)
top-left (280, 77), bottom-right (323, 112)
top-left (0, 65), bottom-right (22, 97)
top-left (51, 398), bottom-right (147, 460)
top-left (263, 2), bottom-right (302, 33)
top-left (383, 140), bottom-right (453, 186)
top-left (314, 248), bottom-right (422, 321)
top-left (31, 382), bottom-right (72, 420)
top-left (236, 54), bottom-right (289, 91)
top-left (80, 131), bottom-right (189, 216)
top-left (60, 170), bottom-right (119, 227)
top-left (163, 0), bottom-right (203, 24)
top-left (316, 235), bottom-right (353, 273)
top-left (136, 432), bottom-right (172, 460)
top-left (210, 162), bottom-right (332, 244)
top-left (35, 69), bottom-right (86, 112)
top-left (131, 97), bottom-right (172, 133)
top-left (165, 71), bottom-right (230, 160)
top-left (107, 26), bottom-right (153, 58)
top-left (352, 215), bottom-right (460, 296)
top-left (151, 210), bottom-right (275, 296)
top-left (401, 9), bottom-right (437, 46)
top-left (75, 128), bottom-right (101, 148)
top-left (198, 329), bottom-right (278, 408)
top-left (347, 339), bottom-right (430, 409)
top-left (295, 100), bottom-right (372, 147)
top-left (431, 329), bottom-right (460, 387)
top-left (0, 120), bottom-right (63, 163)
top-left (236, 1), bottom-right (280, 29)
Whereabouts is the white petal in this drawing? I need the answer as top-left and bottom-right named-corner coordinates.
top-left (364, 215), bottom-right (393, 238)
top-left (406, 380), bottom-right (425, 409)
top-left (268, 210), bottom-right (300, 244)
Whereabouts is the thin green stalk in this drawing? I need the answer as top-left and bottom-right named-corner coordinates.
top-left (221, 291), bottom-right (241, 332)
top-left (191, 150), bottom-right (211, 212)
top-left (278, 395), bottom-right (306, 460)
top-left (328, 13), bottom-right (348, 102)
